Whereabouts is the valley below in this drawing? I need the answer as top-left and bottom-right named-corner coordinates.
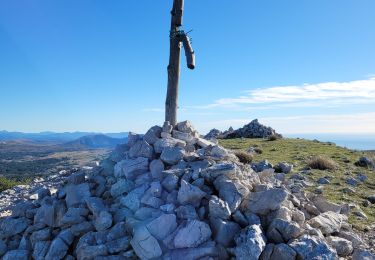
top-left (0, 141), bottom-right (110, 191)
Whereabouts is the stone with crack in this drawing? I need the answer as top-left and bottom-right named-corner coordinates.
top-left (173, 220), bottom-right (212, 248)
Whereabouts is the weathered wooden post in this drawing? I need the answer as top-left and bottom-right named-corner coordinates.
top-left (165, 0), bottom-right (195, 126)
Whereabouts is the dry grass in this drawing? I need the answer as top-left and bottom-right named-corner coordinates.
top-left (308, 156), bottom-right (337, 170)
top-left (234, 151), bottom-right (253, 164)
top-left (268, 134), bottom-right (279, 141)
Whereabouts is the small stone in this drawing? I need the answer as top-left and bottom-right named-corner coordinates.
top-left (233, 224), bottom-right (267, 260)
top-left (106, 237), bottom-right (130, 254)
top-left (177, 120), bottom-right (195, 133)
top-left (29, 187), bottom-right (51, 200)
top-left (71, 221), bottom-right (95, 236)
top-left (77, 245), bottom-right (108, 259)
top-left (65, 183), bottom-right (91, 207)
top-left (355, 156), bottom-right (374, 168)
top-left (86, 197), bottom-right (106, 216)
top-left (144, 125), bottom-right (162, 145)
top-left (327, 236), bottom-right (353, 257)
top-left (275, 162), bottom-right (293, 174)
top-left (162, 173), bottom-right (179, 192)
top-left (107, 222), bottom-right (127, 241)
top-left (172, 130), bottom-right (194, 142)
top-left (352, 249), bottom-right (375, 260)
top-left (1, 217), bottom-right (29, 237)
top-left (266, 219), bottom-right (303, 243)
top-left (150, 159), bottom-right (165, 179)
top-left (174, 220), bottom-right (212, 248)
top-left (241, 188), bottom-right (288, 215)
top-left (131, 226), bottom-right (162, 259)
top-left (2, 250), bottom-right (29, 260)
top-left (146, 214), bottom-right (177, 240)
top-left (95, 211), bottom-right (113, 231)
top-left (32, 241), bottom-right (51, 259)
top-left (60, 208), bottom-right (86, 226)
top-left (288, 235), bottom-right (338, 260)
top-left (129, 140), bottom-right (154, 159)
top-left (214, 174), bottom-right (249, 213)
top-left (209, 195), bottom-right (231, 219)
top-left (114, 157), bottom-right (149, 180)
top-left (353, 210), bottom-right (368, 219)
top-left (45, 237), bottom-right (69, 260)
top-left (160, 204), bottom-right (175, 213)
top-left (149, 181), bottom-right (162, 197)
top-left (346, 177), bottom-right (358, 186)
top-left (160, 147), bottom-right (185, 165)
top-left (175, 205), bottom-right (198, 220)
top-left (367, 194), bottom-right (375, 204)
top-left (154, 137), bottom-right (185, 154)
top-left (317, 177), bottom-right (330, 184)
top-left (120, 184), bottom-right (149, 211)
top-left (0, 240), bottom-right (7, 257)
top-left (308, 211), bottom-right (346, 235)
top-left (177, 180), bottom-right (206, 207)
top-left (110, 179), bottom-right (135, 198)
top-left (210, 217), bottom-right (241, 247)
top-left (270, 243), bottom-right (297, 260)
top-left (30, 228), bottom-right (51, 245)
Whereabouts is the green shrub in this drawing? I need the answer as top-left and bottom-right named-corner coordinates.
top-left (0, 176), bottom-right (27, 192)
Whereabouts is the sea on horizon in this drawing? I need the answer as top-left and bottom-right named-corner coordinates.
top-left (285, 134), bottom-right (375, 151)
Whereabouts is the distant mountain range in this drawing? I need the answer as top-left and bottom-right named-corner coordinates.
top-left (62, 134), bottom-right (127, 149)
top-left (0, 130), bottom-right (129, 149)
top-left (0, 130), bottom-right (128, 143)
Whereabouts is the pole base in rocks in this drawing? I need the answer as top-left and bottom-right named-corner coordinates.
top-left (0, 121), bottom-right (374, 259)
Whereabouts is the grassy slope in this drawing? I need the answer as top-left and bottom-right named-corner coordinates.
top-left (220, 138), bottom-right (375, 230)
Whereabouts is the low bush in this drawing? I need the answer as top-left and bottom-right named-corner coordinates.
top-left (0, 176), bottom-right (27, 192)
top-left (234, 151), bottom-right (253, 164)
top-left (268, 134), bottom-right (279, 141)
top-left (308, 156), bottom-right (337, 170)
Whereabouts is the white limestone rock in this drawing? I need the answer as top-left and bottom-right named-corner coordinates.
top-left (130, 226), bottom-right (162, 260)
top-left (308, 211), bottom-right (346, 235)
top-left (233, 224), bottom-right (267, 260)
top-left (177, 180), bottom-right (206, 207)
top-left (241, 188), bottom-right (288, 215)
top-left (209, 195), bottom-right (231, 219)
top-left (174, 220), bottom-right (212, 248)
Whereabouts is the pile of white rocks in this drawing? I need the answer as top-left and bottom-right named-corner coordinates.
top-left (0, 121), bottom-right (374, 260)
top-left (205, 119), bottom-right (281, 140)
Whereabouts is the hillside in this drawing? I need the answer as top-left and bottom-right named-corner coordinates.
top-left (1, 122), bottom-right (374, 259)
top-left (220, 137), bottom-right (375, 229)
top-left (62, 134), bottom-right (127, 149)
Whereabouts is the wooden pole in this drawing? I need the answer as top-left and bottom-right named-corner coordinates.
top-left (165, 0), bottom-right (195, 126)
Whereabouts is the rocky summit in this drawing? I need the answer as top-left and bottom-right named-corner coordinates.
top-left (0, 121), bottom-right (374, 260)
top-left (205, 119), bottom-right (281, 140)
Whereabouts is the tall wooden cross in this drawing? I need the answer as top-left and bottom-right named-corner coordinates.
top-left (165, 0), bottom-right (195, 126)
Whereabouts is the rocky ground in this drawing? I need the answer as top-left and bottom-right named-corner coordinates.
top-left (0, 121), bottom-right (374, 259)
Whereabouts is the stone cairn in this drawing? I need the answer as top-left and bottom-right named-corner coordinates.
top-left (0, 121), bottom-right (374, 260)
top-left (206, 119), bottom-right (282, 140)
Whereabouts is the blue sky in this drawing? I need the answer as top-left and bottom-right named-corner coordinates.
top-left (1, 0), bottom-right (375, 134)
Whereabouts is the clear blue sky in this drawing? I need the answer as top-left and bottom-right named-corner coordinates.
top-left (1, 0), bottom-right (375, 134)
